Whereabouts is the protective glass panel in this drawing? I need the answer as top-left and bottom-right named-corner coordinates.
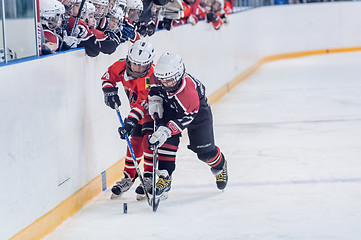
top-left (0, 0), bottom-right (4, 64)
top-left (4, 0), bottom-right (37, 62)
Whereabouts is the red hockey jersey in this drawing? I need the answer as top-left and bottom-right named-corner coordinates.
top-left (101, 59), bottom-right (154, 124)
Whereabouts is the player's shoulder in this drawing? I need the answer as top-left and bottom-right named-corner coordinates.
top-left (182, 73), bottom-right (199, 93)
top-left (109, 58), bottom-right (127, 73)
top-left (173, 74), bottom-right (200, 108)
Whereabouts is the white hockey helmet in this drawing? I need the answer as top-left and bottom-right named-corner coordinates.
top-left (117, 0), bottom-right (127, 11)
top-left (154, 53), bottom-right (185, 92)
top-left (80, 2), bottom-right (96, 21)
top-left (89, 0), bottom-right (109, 19)
top-left (126, 40), bottom-right (155, 78)
top-left (126, 0), bottom-right (143, 11)
top-left (212, 0), bottom-right (224, 11)
top-left (126, 0), bottom-right (143, 22)
top-left (108, 6), bottom-right (124, 21)
top-left (107, 6), bottom-right (124, 29)
top-left (90, 0), bottom-right (110, 5)
top-left (1, 48), bottom-right (17, 62)
top-left (40, 0), bottom-right (65, 29)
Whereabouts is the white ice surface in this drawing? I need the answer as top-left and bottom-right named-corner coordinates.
top-left (43, 52), bottom-right (361, 240)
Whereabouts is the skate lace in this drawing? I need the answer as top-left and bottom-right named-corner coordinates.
top-left (156, 177), bottom-right (170, 190)
top-left (116, 178), bottom-right (133, 188)
top-left (216, 167), bottom-right (226, 182)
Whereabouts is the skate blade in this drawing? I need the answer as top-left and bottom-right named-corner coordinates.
top-left (136, 194), bottom-right (146, 201)
top-left (110, 193), bottom-right (124, 199)
top-left (154, 191), bottom-right (168, 201)
top-left (160, 192), bottom-right (168, 200)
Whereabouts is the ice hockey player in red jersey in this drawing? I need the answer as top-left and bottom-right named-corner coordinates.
top-left (101, 41), bottom-right (155, 200)
top-left (147, 53), bottom-right (228, 199)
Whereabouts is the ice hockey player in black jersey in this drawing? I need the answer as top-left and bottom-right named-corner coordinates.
top-left (147, 52), bottom-right (228, 199)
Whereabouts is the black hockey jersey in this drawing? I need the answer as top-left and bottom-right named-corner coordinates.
top-left (149, 72), bottom-right (212, 135)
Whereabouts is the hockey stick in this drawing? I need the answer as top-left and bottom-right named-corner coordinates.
top-left (154, 6), bottom-right (164, 32)
top-left (70, 0), bottom-right (86, 37)
top-left (114, 103), bottom-right (152, 207)
top-left (59, 0), bottom-right (86, 51)
top-left (152, 113), bottom-right (161, 212)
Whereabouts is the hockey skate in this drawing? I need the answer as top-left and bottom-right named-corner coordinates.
top-left (149, 169), bottom-right (172, 200)
top-left (135, 172), bottom-right (153, 201)
top-left (211, 160), bottom-right (228, 190)
top-left (110, 171), bottom-right (135, 199)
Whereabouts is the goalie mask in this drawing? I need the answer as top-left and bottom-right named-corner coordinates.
top-left (154, 53), bottom-right (185, 93)
top-left (126, 41), bottom-right (155, 78)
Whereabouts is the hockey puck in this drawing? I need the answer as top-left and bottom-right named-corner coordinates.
top-left (123, 202), bottom-right (127, 214)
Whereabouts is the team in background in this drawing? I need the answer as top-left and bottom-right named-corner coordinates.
top-left (40, 0), bottom-right (233, 56)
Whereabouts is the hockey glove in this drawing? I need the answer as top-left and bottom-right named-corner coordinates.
top-left (118, 117), bottom-right (138, 139)
top-left (103, 87), bottom-right (121, 109)
top-left (136, 22), bottom-right (148, 37)
top-left (104, 30), bottom-right (123, 45)
top-left (163, 18), bottom-right (173, 31)
top-left (63, 35), bottom-right (79, 48)
top-left (73, 25), bottom-right (88, 39)
top-left (149, 126), bottom-right (172, 148)
top-left (187, 14), bottom-right (199, 25)
top-left (120, 25), bottom-right (136, 41)
top-left (62, 31), bottom-right (79, 48)
top-left (206, 11), bottom-right (217, 23)
top-left (146, 21), bottom-right (156, 36)
top-left (148, 95), bottom-right (164, 119)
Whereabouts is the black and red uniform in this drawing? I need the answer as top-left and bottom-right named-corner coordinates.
top-left (149, 72), bottom-right (226, 176)
top-left (101, 59), bottom-right (154, 178)
top-left (67, 17), bottom-right (100, 57)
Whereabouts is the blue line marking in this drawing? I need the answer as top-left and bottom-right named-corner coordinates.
top-left (101, 171), bottom-right (107, 191)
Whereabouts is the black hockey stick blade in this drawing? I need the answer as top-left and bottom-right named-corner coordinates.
top-left (152, 198), bottom-right (160, 212)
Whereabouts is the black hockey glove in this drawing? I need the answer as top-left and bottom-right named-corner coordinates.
top-left (136, 22), bottom-right (148, 37)
top-left (206, 11), bottom-right (217, 23)
top-left (118, 117), bottom-right (138, 139)
top-left (162, 18), bottom-right (173, 31)
top-left (104, 30), bottom-right (123, 45)
top-left (147, 21), bottom-right (156, 36)
top-left (102, 87), bottom-right (121, 109)
top-left (158, 19), bottom-right (172, 31)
